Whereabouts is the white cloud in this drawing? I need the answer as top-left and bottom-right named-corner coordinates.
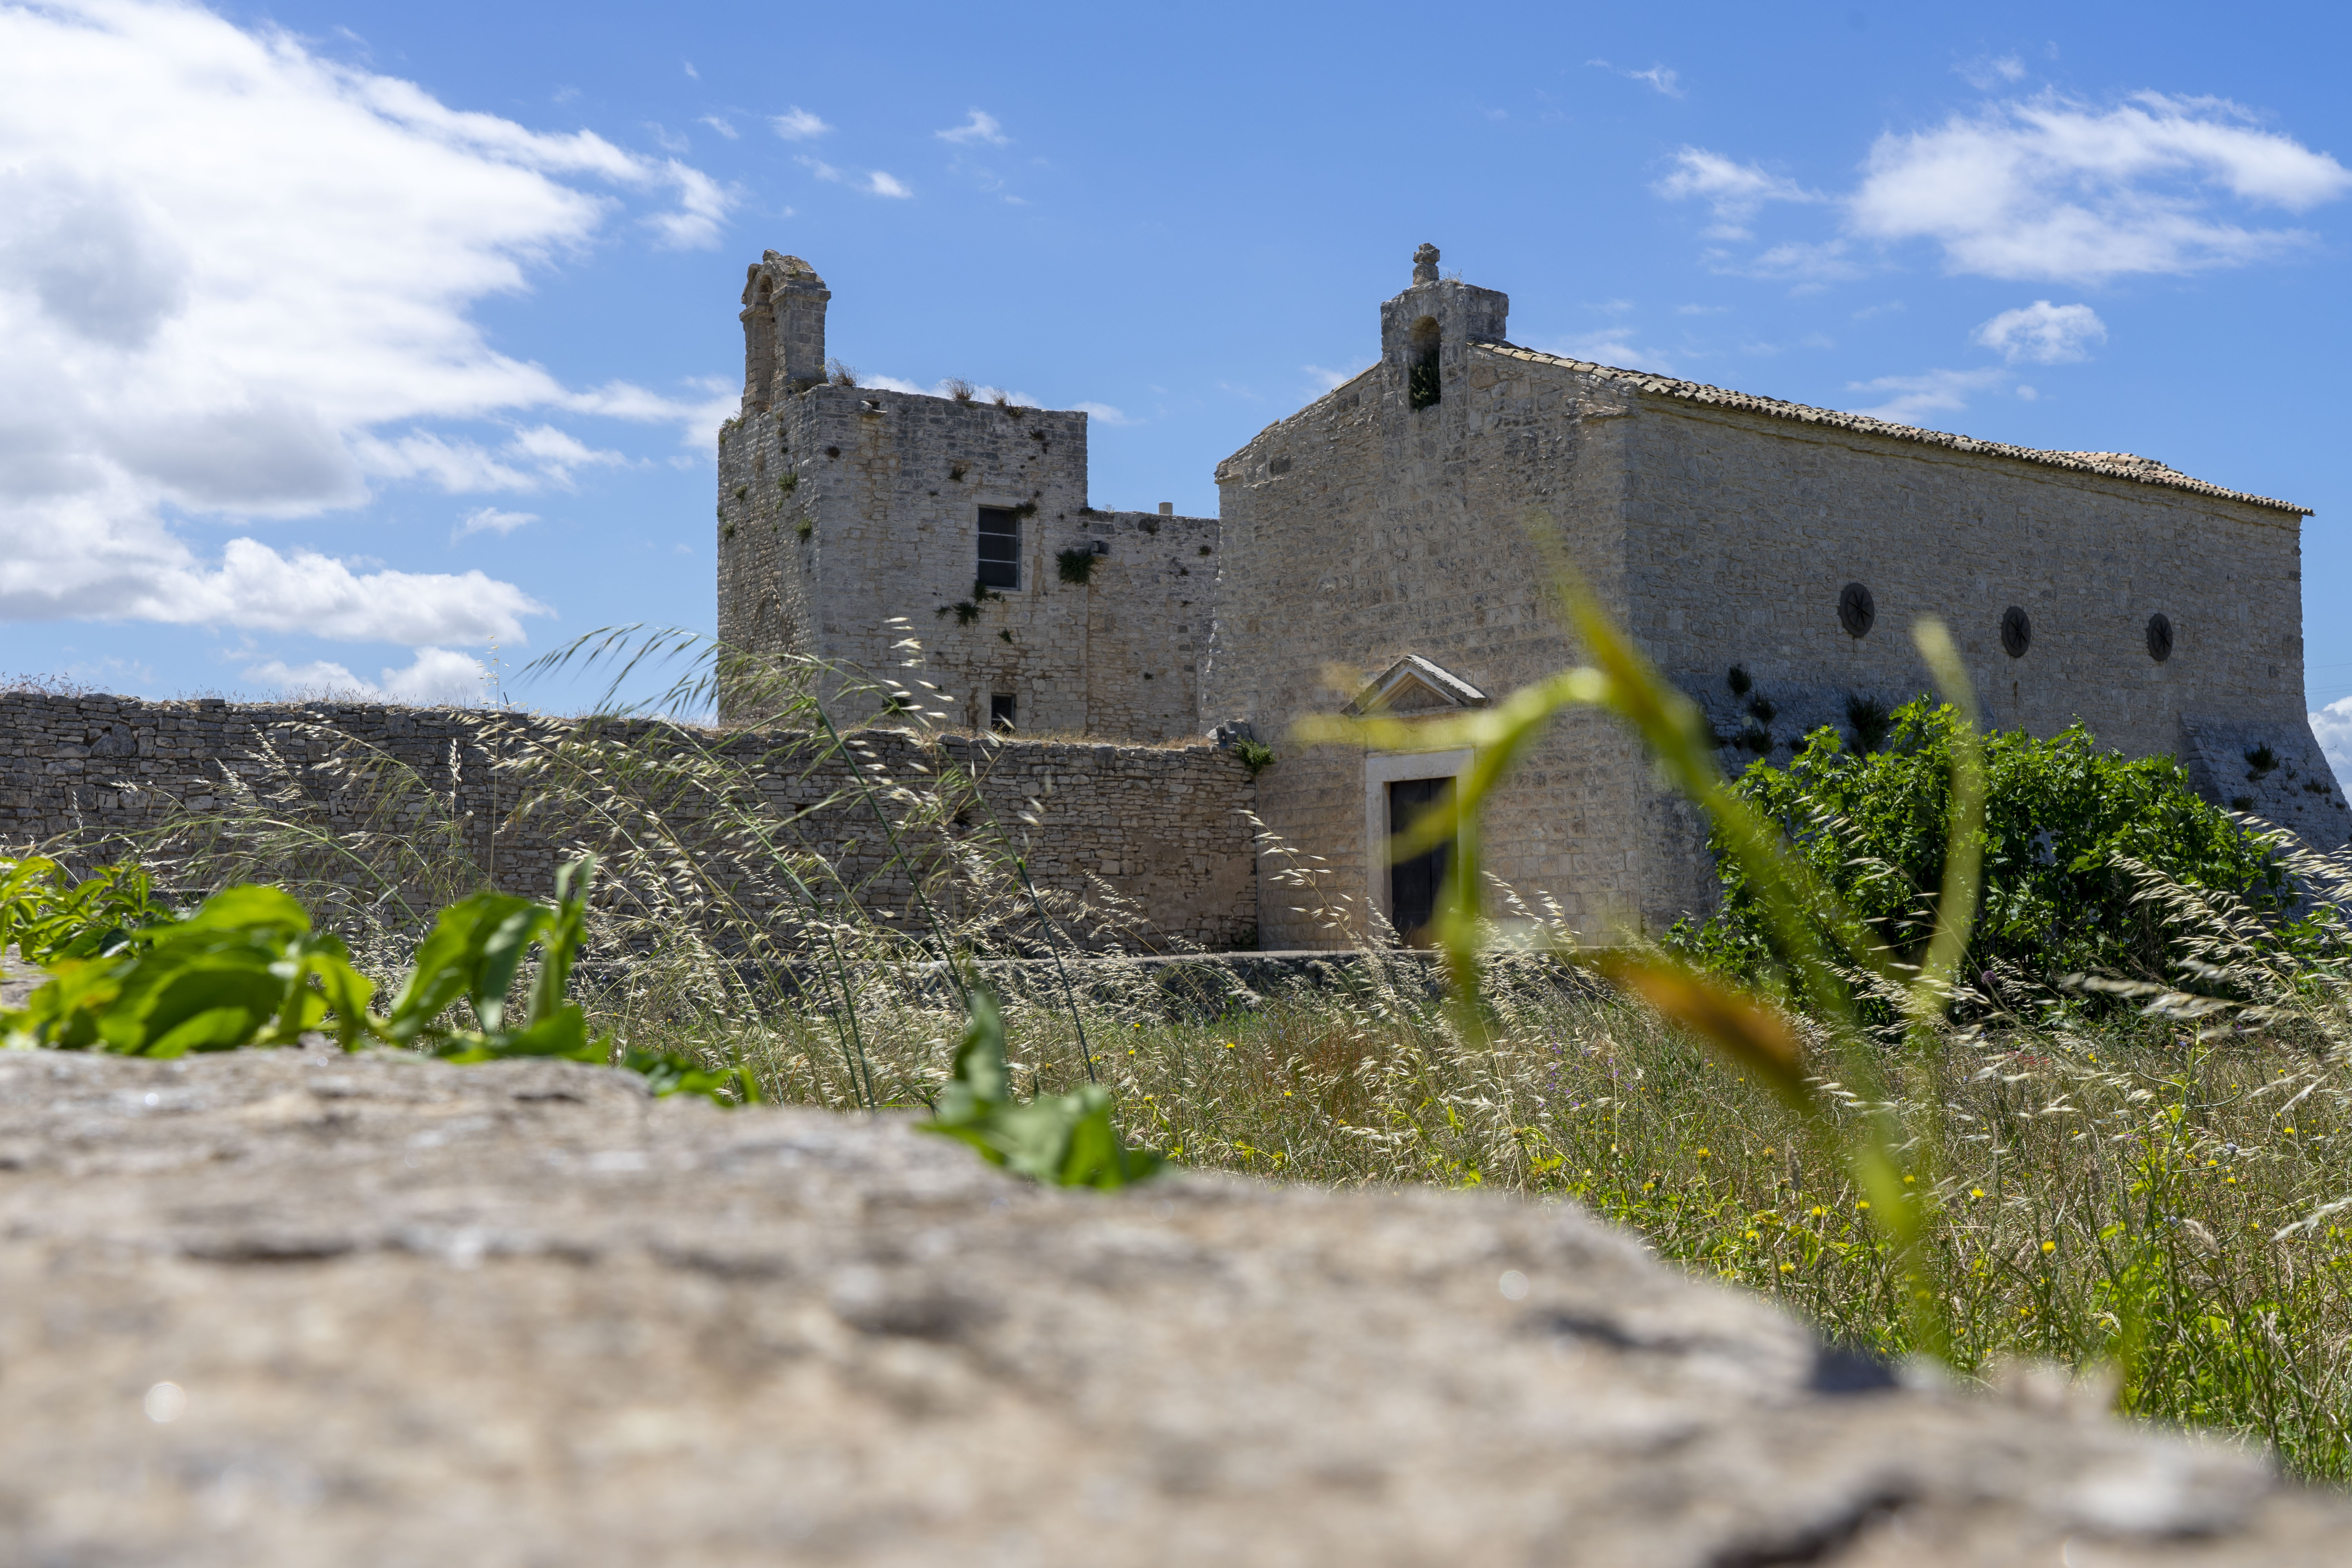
top-left (247, 645), bottom-right (488, 704)
top-left (1543, 332), bottom-right (1676, 376)
top-left (2312, 696), bottom-right (2352, 786)
top-left (0, 0), bottom-right (727, 646)
top-left (1656, 148), bottom-right (1818, 238)
top-left (646, 160), bottom-right (734, 248)
top-left (1305, 361), bottom-right (1376, 391)
top-left (1845, 367), bottom-right (2009, 423)
top-left (1974, 300), bottom-right (2107, 363)
top-left (0, 530), bottom-right (544, 644)
top-left (1956, 54), bottom-right (2027, 90)
top-left (1741, 239), bottom-right (1865, 282)
top-left (937, 109), bottom-right (1008, 145)
top-left (1588, 60), bottom-right (1685, 99)
top-left (1851, 92), bottom-right (2352, 281)
top-left (800, 156), bottom-right (911, 197)
top-left (456, 507), bottom-right (537, 537)
top-left (699, 115), bottom-right (737, 140)
top-left (1074, 402), bottom-right (1135, 426)
top-left (771, 106), bottom-right (831, 140)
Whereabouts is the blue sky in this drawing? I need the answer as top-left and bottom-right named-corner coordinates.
top-left (1, 0), bottom-right (2347, 778)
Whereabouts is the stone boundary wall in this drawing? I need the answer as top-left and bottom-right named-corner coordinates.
top-left (0, 693), bottom-right (1260, 951)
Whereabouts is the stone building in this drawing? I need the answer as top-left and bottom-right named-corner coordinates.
top-left (717, 252), bottom-right (1214, 739)
top-left (720, 246), bottom-right (2343, 949)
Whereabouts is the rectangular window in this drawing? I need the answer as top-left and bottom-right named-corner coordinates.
top-left (976, 506), bottom-right (1020, 590)
top-left (989, 693), bottom-right (1018, 733)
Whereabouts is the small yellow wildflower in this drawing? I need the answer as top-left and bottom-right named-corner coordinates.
top-left (1903, 1175), bottom-right (1916, 1184)
top-left (1810, 1206), bottom-right (1827, 1218)
top-left (2227, 1175), bottom-right (2239, 1184)
top-left (1743, 1229), bottom-right (1760, 1241)
top-left (1761, 1147), bottom-right (1773, 1157)
top-left (1969, 1187), bottom-right (1986, 1200)
top-left (1856, 1200), bottom-right (1871, 1211)
top-left (1642, 1181), bottom-right (1656, 1192)
top-left (2285, 1127), bottom-right (2298, 1136)
top-left (1222, 1041), bottom-right (1237, 1051)
top-left (2041, 1240), bottom-right (2056, 1254)
top-left (1695, 1148), bottom-right (1710, 1159)
top-left (1779, 1261), bottom-right (1796, 1274)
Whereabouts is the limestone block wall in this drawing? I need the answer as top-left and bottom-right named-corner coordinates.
top-left (1207, 324), bottom-right (1665, 947)
top-left (1619, 400), bottom-right (2316, 750)
top-left (0, 694), bottom-right (1261, 951)
top-left (719, 385), bottom-right (1214, 741)
top-left (1206, 296), bottom-right (2337, 949)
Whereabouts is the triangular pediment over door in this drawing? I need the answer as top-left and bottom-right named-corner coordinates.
top-left (1343, 654), bottom-right (1490, 717)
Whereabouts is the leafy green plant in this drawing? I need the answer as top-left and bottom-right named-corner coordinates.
top-left (1678, 701), bottom-right (2292, 995)
top-left (0, 856), bottom-right (170, 966)
top-left (917, 992), bottom-right (1162, 1189)
top-left (1233, 738), bottom-right (1277, 777)
top-left (2, 854), bottom-right (754, 1103)
top-left (3, 882), bottom-right (374, 1054)
top-left (1056, 547), bottom-right (1099, 585)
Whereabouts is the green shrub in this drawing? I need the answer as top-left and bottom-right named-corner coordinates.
top-left (1677, 698), bottom-right (2294, 994)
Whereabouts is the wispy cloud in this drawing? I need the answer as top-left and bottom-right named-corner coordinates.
top-left (645, 160), bottom-right (734, 247)
top-left (1542, 331), bottom-right (1677, 376)
top-left (454, 507), bottom-right (537, 538)
top-left (771, 106), bottom-right (831, 140)
top-left (1956, 53), bottom-right (2027, 90)
top-left (1655, 148), bottom-right (1818, 238)
top-left (245, 646), bottom-right (488, 703)
top-left (1845, 367), bottom-right (2009, 422)
top-left (798, 156), bottom-right (911, 197)
top-left (1740, 239), bottom-right (1865, 283)
top-left (1661, 91), bottom-right (2352, 286)
top-left (936, 109), bottom-right (1009, 145)
top-left (1305, 361), bottom-right (1376, 392)
top-left (2311, 695), bottom-right (2352, 786)
top-left (1074, 401), bottom-right (1135, 426)
top-left (1588, 59), bottom-right (1685, 99)
top-left (1974, 300), bottom-right (2107, 363)
top-left (699, 115), bottom-right (738, 140)
top-left (1851, 92), bottom-right (2352, 281)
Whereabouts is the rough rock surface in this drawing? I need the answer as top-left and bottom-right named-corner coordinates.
top-left (1, 1049), bottom-right (2347, 1566)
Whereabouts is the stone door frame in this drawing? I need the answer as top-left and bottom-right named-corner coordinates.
top-left (1363, 747), bottom-right (1475, 934)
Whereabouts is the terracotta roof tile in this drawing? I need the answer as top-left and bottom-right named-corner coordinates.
top-left (1475, 340), bottom-right (2309, 515)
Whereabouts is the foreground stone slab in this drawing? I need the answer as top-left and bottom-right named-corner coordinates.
top-left (0, 1051), bottom-right (2343, 1565)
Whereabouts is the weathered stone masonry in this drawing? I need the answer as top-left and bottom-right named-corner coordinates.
top-left (0, 693), bottom-right (1259, 951)
top-left (719, 252), bottom-right (1215, 741)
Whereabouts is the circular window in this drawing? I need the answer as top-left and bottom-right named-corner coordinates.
top-left (2000, 606), bottom-right (2032, 659)
top-left (1837, 581), bottom-right (1875, 638)
top-left (2145, 612), bottom-right (2174, 662)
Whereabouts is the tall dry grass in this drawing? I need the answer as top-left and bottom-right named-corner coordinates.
top-left (25, 628), bottom-right (2352, 1479)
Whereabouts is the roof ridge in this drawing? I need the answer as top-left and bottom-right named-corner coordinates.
top-left (1476, 340), bottom-right (2308, 515)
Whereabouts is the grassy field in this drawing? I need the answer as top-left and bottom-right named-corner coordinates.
top-left (662, 944), bottom-right (2352, 1480)
top-left (22, 628), bottom-right (2352, 1481)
